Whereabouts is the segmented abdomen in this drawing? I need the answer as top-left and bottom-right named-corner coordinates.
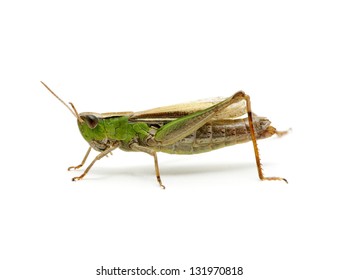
top-left (156, 117), bottom-right (276, 154)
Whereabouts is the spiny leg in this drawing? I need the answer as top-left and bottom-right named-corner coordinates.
top-left (72, 145), bottom-right (117, 181)
top-left (143, 91), bottom-right (286, 183)
top-left (149, 90), bottom-right (286, 183)
top-left (130, 143), bottom-right (165, 189)
top-left (153, 91), bottom-right (257, 146)
top-left (68, 147), bottom-right (91, 171)
top-left (242, 93), bottom-right (288, 183)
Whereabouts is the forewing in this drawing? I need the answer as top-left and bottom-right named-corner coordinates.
top-left (129, 96), bottom-right (247, 123)
top-left (213, 99), bottom-right (246, 120)
top-left (100, 111), bottom-right (134, 118)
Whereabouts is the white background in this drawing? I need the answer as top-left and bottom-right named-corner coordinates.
top-left (1, 1), bottom-right (337, 279)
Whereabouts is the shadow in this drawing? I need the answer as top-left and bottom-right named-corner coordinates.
top-left (87, 161), bottom-right (257, 178)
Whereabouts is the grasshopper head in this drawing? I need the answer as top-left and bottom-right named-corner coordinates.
top-left (77, 112), bottom-right (107, 143)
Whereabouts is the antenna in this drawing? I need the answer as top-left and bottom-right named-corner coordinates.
top-left (40, 81), bottom-right (83, 122)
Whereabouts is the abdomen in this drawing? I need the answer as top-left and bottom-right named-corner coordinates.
top-left (156, 117), bottom-right (276, 154)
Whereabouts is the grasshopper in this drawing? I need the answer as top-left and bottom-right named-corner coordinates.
top-left (41, 81), bottom-right (287, 188)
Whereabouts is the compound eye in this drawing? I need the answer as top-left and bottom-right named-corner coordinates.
top-left (84, 115), bottom-right (98, 129)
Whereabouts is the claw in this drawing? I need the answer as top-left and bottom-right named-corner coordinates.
top-left (261, 176), bottom-right (288, 184)
top-left (68, 165), bottom-right (82, 171)
top-left (72, 175), bottom-right (84, 181)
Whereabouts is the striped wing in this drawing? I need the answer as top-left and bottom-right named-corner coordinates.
top-left (129, 96), bottom-right (247, 123)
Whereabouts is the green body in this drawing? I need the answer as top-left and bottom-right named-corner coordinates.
top-left (41, 80), bottom-right (286, 186)
top-left (78, 116), bottom-right (149, 146)
top-left (78, 113), bottom-right (275, 155)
